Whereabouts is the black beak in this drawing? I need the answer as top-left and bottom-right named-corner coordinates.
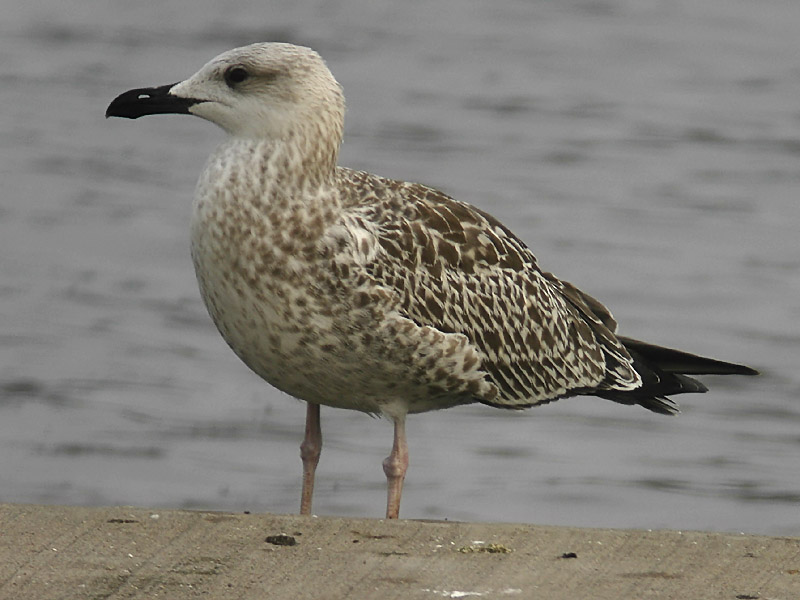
top-left (105, 83), bottom-right (200, 119)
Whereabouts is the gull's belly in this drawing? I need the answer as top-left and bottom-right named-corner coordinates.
top-left (190, 242), bottom-right (478, 417)
top-left (191, 245), bottom-right (374, 409)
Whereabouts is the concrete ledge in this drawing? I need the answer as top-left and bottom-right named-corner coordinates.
top-left (1, 503), bottom-right (798, 599)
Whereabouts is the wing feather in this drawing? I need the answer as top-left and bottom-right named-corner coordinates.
top-left (338, 169), bottom-right (640, 406)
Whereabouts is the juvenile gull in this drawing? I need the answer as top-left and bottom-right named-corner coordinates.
top-left (106, 42), bottom-right (758, 519)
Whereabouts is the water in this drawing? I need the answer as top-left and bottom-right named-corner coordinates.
top-left (1, 0), bottom-right (798, 535)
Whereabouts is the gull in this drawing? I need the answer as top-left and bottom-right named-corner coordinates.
top-left (106, 42), bottom-right (757, 519)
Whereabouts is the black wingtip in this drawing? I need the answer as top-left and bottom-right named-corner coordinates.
top-left (617, 337), bottom-right (758, 376)
top-left (596, 338), bottom-right (758, 415)
top-left (732, 365), bottom-right (760, 377)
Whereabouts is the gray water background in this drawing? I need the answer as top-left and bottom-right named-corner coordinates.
top-left (1, 0), bottom-right (798, 535)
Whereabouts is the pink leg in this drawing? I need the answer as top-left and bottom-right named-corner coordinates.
top-left (382, 415), bottom-right (409, 519)
top-left (299, 402), bottom-right (322, 515)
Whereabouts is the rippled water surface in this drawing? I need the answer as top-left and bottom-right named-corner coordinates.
top-left (1, 1), bottom-right (799, 535)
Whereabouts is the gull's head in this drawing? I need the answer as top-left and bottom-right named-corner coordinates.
top-left (106, 42), bottom-right (345, 141)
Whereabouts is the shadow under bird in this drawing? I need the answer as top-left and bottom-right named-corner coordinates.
top-left (106, 42), bottom-right (758, 519)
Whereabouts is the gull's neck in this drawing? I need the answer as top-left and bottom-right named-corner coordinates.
top-left (219, 120), bottom-right (341, 191)
top-left (194, 125), bottom-right (343, 256)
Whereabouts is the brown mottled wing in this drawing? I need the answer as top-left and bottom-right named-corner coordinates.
top-left (344, 170), bottom-right (640, 406)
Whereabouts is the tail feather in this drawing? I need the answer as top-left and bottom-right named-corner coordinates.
top-left (596, 337), bottom-right (758, 415)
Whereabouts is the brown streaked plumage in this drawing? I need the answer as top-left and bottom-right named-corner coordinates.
top-left (106, 42), bottom-right (758, 520)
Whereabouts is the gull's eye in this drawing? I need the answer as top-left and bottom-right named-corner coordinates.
top-left (224, 66), bottom-right (250, 88)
